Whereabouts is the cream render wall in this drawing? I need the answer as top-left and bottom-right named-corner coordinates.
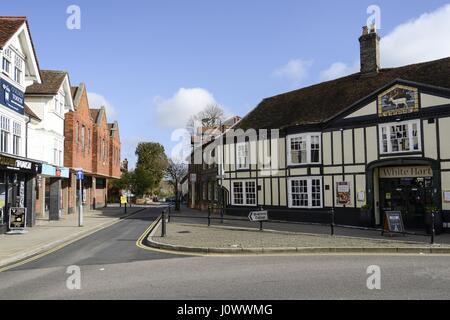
top-left (423, 120), bottom-right (438, 160)
top-left (344, 101), bottom-right (377, 118)
top-left (439, 117), bottom-right (450, 159)
top-left (332, 131), bottom-right (342, 165)
top-left (421, 94), bottom-right (450, 108)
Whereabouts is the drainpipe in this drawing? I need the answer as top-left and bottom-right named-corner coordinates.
top-left (25, 115), bottom-right (31, 158)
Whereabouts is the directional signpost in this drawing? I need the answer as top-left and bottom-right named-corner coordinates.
top-left (76, 169), bottom-right (84, 227)
top-left (249, 209), bottom-right (269, 231)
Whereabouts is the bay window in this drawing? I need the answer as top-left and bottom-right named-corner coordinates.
top-left (232, 180), bottom-right (257, 206)
top-left (380, 120), bottom-right (421, 154)
top-left (288, 177), bottom-right (323, 209)
top-left (2, 48), bottom-right (12, 75)
top-left (287, 133), bottom-right (321, 165)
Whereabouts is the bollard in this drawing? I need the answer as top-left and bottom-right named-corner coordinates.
top-left (161, 211), bottom-right (166, 237)
top-left (259, 221), bottom-right (263, 231)
top-left (124, 203), bottom-right (127, 215)
top-left (431, 211), bottom-right (435, 245)
top-left (208, 206), bottom-right (211, 227)
top-left (330, 208), bottom-right (335, 236)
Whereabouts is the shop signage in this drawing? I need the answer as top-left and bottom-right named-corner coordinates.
top-left (9, 207), bottom-right (27, 231)
top-left (379, 166), bottom-right (432, 179)
top-left (378, 85), bottom-right (419, 117)
top-left (336, 182), bottom-right (351, 205)
top-left (382, 211), bottom-right (405, 234)
top-left (0, 155), bottom-right (40, 173)
top-left (0, 78), bottom-right (25, 115)
top-left (41, 164), bottom-right (70, 178)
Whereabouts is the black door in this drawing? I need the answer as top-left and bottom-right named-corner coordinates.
top-left (380, 177), bottom-right (432, 230)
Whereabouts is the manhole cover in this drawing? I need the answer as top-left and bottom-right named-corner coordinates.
top-left (178, 231), bottom-right (191, 234)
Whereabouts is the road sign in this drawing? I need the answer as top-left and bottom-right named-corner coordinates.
top-left (120, 195), bottom-right (128, 205)
top-left (249, 210), bottom-right (268, 222)
top-left (76, 170), bottom-right (84, 181)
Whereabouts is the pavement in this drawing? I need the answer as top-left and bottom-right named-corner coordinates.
top-left (0, 205), bottom-right (146, 270)
top-left (167, 206), bottom-right (450, 245)
top-left (1, 205), bottom-right (450, 299)
top-left (147, 222), bottom-right (450, 255)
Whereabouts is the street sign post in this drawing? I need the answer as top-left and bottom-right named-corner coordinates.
top-left (76, 169), bottom-right (84, 227)
top-left (249, 209), bottom-right (269, 231)
top-left (249, 210), bottom-right (269, 222)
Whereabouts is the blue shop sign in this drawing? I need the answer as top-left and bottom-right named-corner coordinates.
top-left (0, 78), bottom-right (25, 115)
top-left (41, 164), bottom-right (70, 178)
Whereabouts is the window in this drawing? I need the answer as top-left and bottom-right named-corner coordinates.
top-left (288, 177), bottom-right (323, 208)
top-left (380, 120), bottom-right (421, 154)
top-left (81, 125), bottom-right (85, 152)
top-left (87, 129), bottom-right (91, 151)
top-left (12, 122), bottom-right (21, 156)
top-left (287, 133), bottom-right (321, 165)
top-left (232, 180), bottom-right (257, 206)
top-left (0, 116), bottom-right (10, 153)
top-left (53, 139), bottom-right (58, 165)
top-left (236, 142), bottom-right (249, 170)
top-left (2, 48), bottom-right (12, 75)
top-left (14, 53), bottom-right (23, 84)
top-left (59, 141), bottom-right (63, 166)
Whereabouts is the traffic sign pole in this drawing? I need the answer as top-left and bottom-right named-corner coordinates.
top-left (79, 178), bottom-right (83, 227)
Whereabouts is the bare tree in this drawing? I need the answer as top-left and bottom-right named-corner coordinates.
top-left (187, 104), bottom-right (225, 134)
top-left (165, 159), bottom-right (188, 211)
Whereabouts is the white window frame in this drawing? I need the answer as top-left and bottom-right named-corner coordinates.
top-left (379, 120), bottom-right (421, 155)
top-left (287, 133), bottom-right (322, 166)
top-left (231, 180), bottom-right (257, 206)
top-left (236, 141), bottom-right (250, 170)
top-left (12, 122), bottom-right (21, 156)
top-left (2, 48), bottom-right (12, 75)
top-left (288, 177), bottom-right (323, 209)
top-left (0, 116), bottom-right (11, 153)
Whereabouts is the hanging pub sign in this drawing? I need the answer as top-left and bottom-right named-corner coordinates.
top-left (382, 211), bottom-right (405, 235)
top-left (9, 207), bottom-right (27, 231)
top-left (336, 181), bottom-right (351, 205)
top-left (378, 85), bottom-right (419, 117)
top-left (0, 78), bottom-right (25, 115)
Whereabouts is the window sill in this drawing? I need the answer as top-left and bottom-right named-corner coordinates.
top-left (379, 151), bottom-right (422, 157)
top-left (288, 206), bottom-right (324, 210)
top-left (287, 163), bottom-right (322, 168)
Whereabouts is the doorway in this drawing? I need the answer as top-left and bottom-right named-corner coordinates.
top-left (379, 177), bottom-right (433, 229)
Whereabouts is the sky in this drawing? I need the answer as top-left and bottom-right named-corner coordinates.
top-left (4, 0), bottom-right (450, 168)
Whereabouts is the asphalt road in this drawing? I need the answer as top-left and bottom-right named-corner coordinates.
top-left (0, 206), bottom-right (449, 300)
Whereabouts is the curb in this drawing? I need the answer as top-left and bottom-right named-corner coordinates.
top-left (0, 207), bottom-right (147, 271)
top-left (143, 220), bottom-right (450, 256)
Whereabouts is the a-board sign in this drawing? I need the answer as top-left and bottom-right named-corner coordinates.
top-left (383, 211), bottom-right (405, 234)
top-left (249, 211), bottom-right (268, 222)
top-left (9, 207), bottom-right (27, 230)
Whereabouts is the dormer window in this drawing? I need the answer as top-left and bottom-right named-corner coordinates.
top-left (287, 133), bottom-right (321, 166)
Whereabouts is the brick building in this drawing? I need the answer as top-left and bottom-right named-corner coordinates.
top-left (64, 83), bottom-right (122, 213)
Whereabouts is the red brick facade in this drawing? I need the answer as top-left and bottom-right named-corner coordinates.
top-left (64, 83), bottom-right (122, 212)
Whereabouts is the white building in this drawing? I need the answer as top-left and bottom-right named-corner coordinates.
top-left (25, 70), bottom-right (74, 220)
top-left (0, 17), bottom-right (42, 233)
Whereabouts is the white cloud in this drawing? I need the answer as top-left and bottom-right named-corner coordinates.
top-left (273, 58), bottom-right (313, 84)
top-left (88, 92), bottom-right (117, 119)
top-left (381, 4), bottom-right (450, 67)
top-left (319, 4), bottom-right (450, 81)
top-left (320, 61), bottom-right (359, 81)
top-left (154, 87), bottom-right (219, 129)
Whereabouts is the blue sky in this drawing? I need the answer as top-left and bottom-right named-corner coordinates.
top-left (4, 0), bottom-right (450, 167)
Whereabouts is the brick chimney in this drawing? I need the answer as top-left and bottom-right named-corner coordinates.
top-left (359, 25), bottom-right (380, 75)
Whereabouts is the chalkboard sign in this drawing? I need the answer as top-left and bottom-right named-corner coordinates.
top-left (9, 208), bottom-right (27, 231)
top-left (382, 211), bottom-right (405, 235)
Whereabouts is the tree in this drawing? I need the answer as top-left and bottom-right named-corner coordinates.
top-left (134, 142), bottom-right (168, 197)
top-left (165, 159), bottom-right (188, 211)
top-left (186, 104), bottom-right (225, 133)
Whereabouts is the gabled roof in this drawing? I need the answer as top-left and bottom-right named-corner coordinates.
top-left (26, 70), bottom-right (67, 95)
top-left (90, 109), bottom-right (100, 122)
top-left (236, 57), bottom-right (450, 130)
top-left (0, 16), bottom-right (25, 49)
top-left (0, 16), bottom-right (41, 84)
top-left (71, 83), bottom-right (86, 110)
top-left (24, 103), bottom-right (40, 121)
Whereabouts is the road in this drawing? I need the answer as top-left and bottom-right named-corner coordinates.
top-left (0, 206), bottom-right (449, 300)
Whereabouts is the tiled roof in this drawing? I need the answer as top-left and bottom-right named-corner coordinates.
top-left (0, 16), bottom-right (25, 49)
top-left (236, 57), bottom-right (450, 130)
top-left (26, 70), bottom-right (67, 95)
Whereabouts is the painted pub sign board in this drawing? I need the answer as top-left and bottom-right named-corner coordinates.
top-left (378, 85), bottom-right (419, 117)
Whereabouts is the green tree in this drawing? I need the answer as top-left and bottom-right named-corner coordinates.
top-left (134, 142), bottom-right (168, 197)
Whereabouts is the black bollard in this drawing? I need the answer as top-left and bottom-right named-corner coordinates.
top-left (330, 208), bottom-right (335, 236)
top-left (161, 211), bottom-right (166, 237)
top-left (431, 211), bottom-right (435, 245)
